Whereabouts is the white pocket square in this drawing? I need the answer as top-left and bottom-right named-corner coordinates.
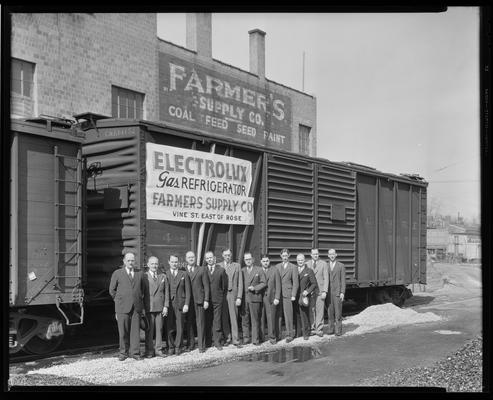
top-left (180, 277), bottom-right (184, 280)
top-left (255, 273), bottom-right (258, 276)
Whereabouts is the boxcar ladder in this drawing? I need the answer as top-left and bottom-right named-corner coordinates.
top-left (53, 146), bottom-right (84, 326)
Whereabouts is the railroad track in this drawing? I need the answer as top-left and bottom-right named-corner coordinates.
top-left (10, 343), bottom-right (119, 364)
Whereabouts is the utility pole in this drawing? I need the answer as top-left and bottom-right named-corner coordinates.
top-left (302, 51), bottom-right (305, 92)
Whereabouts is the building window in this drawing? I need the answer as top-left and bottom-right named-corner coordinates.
top-left (111, 85), bottom-right (144, 119)
top-left (12, 58), bottom-right (35, 98)
top-left (299, 124), bottom-right (311, 155)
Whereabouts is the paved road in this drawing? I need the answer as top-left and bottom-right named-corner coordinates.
top-left (121, 293), bottom-right (481, 386)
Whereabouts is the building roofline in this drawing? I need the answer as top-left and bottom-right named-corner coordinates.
top-left (157, 36), bottom-right (315, 99)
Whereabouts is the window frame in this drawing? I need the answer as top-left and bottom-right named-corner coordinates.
top-left (111, 85), bottom-right (144, 120)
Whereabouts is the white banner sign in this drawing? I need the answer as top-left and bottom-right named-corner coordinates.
top-left (146, 143), bottom-right (255, 225)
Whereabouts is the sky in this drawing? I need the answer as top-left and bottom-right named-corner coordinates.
top-left (157, 8), bottom-right (480, 222)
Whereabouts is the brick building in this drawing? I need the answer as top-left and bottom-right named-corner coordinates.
top-left (10, 12), bottom-right (317, 156)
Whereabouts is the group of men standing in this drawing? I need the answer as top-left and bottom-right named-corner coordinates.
top-left (108, 247), bottom-right (345, 361)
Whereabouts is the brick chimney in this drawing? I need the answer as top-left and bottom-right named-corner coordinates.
top-left (249, 29), bottom-right (266, 79)
top-left (186, 13), bottom-right (212, 58)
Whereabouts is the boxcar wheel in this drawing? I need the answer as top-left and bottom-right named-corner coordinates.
top-left (23, 332), bottom-right (64, 355)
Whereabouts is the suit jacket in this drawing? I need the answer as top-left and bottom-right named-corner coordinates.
top-left (328, 260), bottom-right (346, 296)
top-left (242, 266), bottom-right (267, 303)
top-left (275, 262), bottom-right (299, 299)
top-left (186, 265), bottom-right (210, 305)
top-left (262, 267), bottom-right (281, 304)
top-left (220, 261), bottom-right (243, 301)
top-left (297, 266), bottom-right (318, 306)
top-left (306, 259), bottom-right (329, 295)
top-left (208, 264), bottom-right (227, 304)
top-left (109, 266), bottom-right (148, 314)
top-left (166, 269), bottom-right (191, 310)
top-left (143, 271), bottom-right (169, 312)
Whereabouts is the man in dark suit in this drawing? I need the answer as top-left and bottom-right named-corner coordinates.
top-left (306, 248), bottom-right (329, 337)
top-left (204, 251), bottom-right (227, 350)
top-left (259, 254), bottom-right (281, 344)
top-left (219, 248), bottom-right (243, 348)
top-left (327, 248), bottom-right (346, 336)
top-left (240, 252), bottom-right (267, 345)
top-left (109, 252), bottom-right (149, 361)
top-left (294, 253), bottom-right (318, 340)
top-left (184, 251), bottom-right (210, 353)
top-left (165, 254), bottom-right (191, 355)
top-left (275, 248), bottom-right (299, 343)
top-left (143, 256), bottom-right (169, 358)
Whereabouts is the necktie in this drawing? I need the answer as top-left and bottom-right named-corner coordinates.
top-left (210, 266), bottom-right (214, 274)
top-left (173, 270), bottom-right (176, 278)
top-left (153, 273), bottom-right (157, 281)
top-left (284, 263), bottom-right (287, 269)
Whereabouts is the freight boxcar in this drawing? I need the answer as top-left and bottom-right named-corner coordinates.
top-left (82, 117), bottom-right (427, 309)
top-left (9, 118), bottom-right (85, 355)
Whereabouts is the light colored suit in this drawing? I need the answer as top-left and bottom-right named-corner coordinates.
top-left (275, 262), bottom-right (299, 339)
top-left (328, 260), bottom-right (346, 335)
top-left (240, 266), bottom-right (267, 344)
top-left (306, 258), bottom-right (329, 334)
top-left (220, 261), bottom-right (243, 345)
top-left (143, 271), bottom-right (169, 354)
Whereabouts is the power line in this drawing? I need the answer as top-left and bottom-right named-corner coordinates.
top-left (427, 180), bottom-right (479, 183)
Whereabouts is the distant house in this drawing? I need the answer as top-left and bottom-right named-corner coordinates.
top-left (427, 224), bottom-right (481, 263)
top-left (426, 228), bottom-right (448, 260)
top-left (447, 225), bottom-right (481, 262)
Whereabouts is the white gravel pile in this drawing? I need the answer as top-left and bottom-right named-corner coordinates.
top-left (22, 304), bottom-right (442, 385)
top-left (343, 303), bottom-right (442, 335)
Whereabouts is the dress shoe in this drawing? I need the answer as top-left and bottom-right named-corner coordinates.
top-left (118, 354), bottom-right (128, 361)
top-left (234, 343), bottom-right (243, 348)
top-left (303, 336), bottom-right (309, 340)
top-left (187, 346), bottom-right (195, 352)
top-left (199, 348), bottom-right (206, 353)
top-left (335, 332), bottom-right (342, 336)
top-left (132, 355), bottom-right (143, 360)
top-left (327, 331), bottom-right (335, 335)
top-left (175, 348), bottom-right (182, 356)
top-left (317, 332), bottom-right (324, 337)
top-left (269, 339), bottom-right (276, 345)
top-left (253, 342), bottom-right (260, 346)
top-left (285, 337), bottom-right (293, 343)
top-left (155, 350), bottom-right (165, 357)
top-left (168, 348), bottom-right (175, 356)
top-left (145, 353), bottom-right (155, 358)
top-left (215, 344), bottom-right (223, 351)
top-left (242, 339), bottom-right (251, 345)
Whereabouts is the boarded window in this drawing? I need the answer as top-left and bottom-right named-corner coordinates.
top-left (111, 85), bottom-right (144, 119)
top-left (299, 124), bottom-right (311, 155)
top-left (12, 58), bottom-right (35, 98)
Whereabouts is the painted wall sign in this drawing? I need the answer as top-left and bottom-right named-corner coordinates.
top-left (146, 143), bottom-right (255, 225)
top-left (159, 52), bottom-right (292, 151)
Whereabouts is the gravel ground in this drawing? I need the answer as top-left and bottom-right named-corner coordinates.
top-left (361, 335), bottom-right (483, 392)
top-left (9, 304), bottom-right (443, 387)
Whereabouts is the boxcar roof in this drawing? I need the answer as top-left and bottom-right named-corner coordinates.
top-left (89, 117), bottom-right (428, 188)
top-left (11, 119), bottom-right (85, 144)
